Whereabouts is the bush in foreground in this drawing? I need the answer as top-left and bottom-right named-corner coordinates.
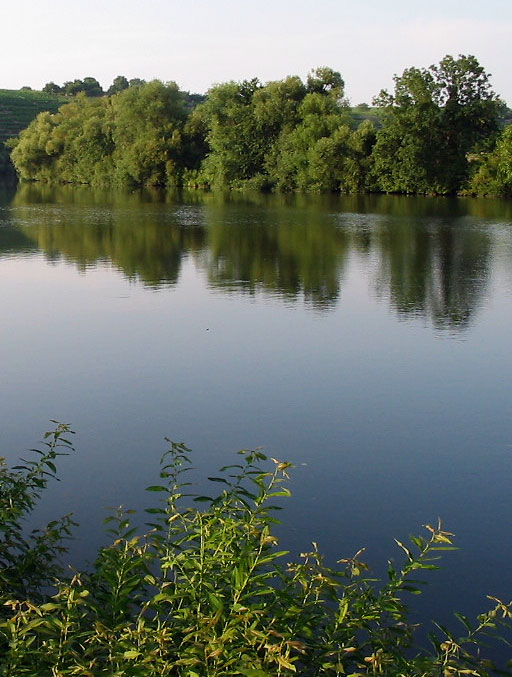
top-left (0, 424), bottom-right (511, 675)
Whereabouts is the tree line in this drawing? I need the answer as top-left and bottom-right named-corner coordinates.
top-left (8, 55), bottom-right (512, 196)
top-left (42, 75), bottom-right (146, 97)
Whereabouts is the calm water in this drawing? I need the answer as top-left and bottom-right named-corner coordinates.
top-left (1, 182), bottom-right (512, 647)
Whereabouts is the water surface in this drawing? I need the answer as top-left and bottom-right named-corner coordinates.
top-left (1, 182), bottom-right (512, 649)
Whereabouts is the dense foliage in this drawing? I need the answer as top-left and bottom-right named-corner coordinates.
top-left (6, 55), bottom-right (512, 195)
top-left (469, 124), bottom-right (512, 196)
top-left (371, 55), bottom-right (505, 195)
top-left (9, 82), bottom-right (199, 187)
top-left (1, 425), bottom-right (512, 675)
top-left (196, 68), bottom-right (376, 193)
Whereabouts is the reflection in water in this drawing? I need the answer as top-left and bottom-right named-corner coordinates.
top-left (370, 217), bottom-right (491, 329)
top-left (10, 186), bottom-right (207, 288)
top-left (202, 201), bottom-right (349, 308)
top-left (0, 225), bottom-right (37, 257)
top-left (2, 182), bottom-right (507, 327)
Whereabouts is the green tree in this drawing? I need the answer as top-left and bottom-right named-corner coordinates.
top-left (259, 69), bottom-right (365, 193)
top-left (198, 78), bottom-right (265, 187)
top-left (306, 66), bottom-right (345, 99)
top-left (111, 80), bottom-right (187, 186)
top-left (265, 89), bottom-right (352, 192)
top-left (371, 55), bottom-right (504, 194)
top-left (470, 123), bottom-right (512, 196)
top-left (9, 95), bottom-right (113, 183)
top-left (252, 75), bottom-right (306, 138)
top-left (107, 75), bottom-right (129, 95)
top-left (9, 81), bottom-right (188, 187)
top-left (63, 77), bottom-right (103, 97)
top-left (9, 111), bottom-right (59, 180)
top-left (42, 82), bottom-right (63, 95)
top-left (181, 106), bottom-right (210, 184)
top-left (128, 77), bottom-right (146, 88)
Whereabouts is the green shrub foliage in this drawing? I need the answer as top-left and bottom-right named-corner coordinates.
top-left (1, 424), bottom-right (512, 675)
top-left (10, 82), bottom-right (190, 187)
top-left (469, 124), bottom-right (512, 196)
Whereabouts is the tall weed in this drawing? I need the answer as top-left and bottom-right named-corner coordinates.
top-left (0, 425), bottom-right (511, 675)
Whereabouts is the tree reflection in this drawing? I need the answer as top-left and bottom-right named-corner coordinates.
top-left (3, 184), bottom-right (501, 327)
top-left (11, 185), bottom-right (207, 287)
top-left (0, 225), bottom-right (37, 257)
top-left (372, 216), bottom-right (491, 329)
top-left (201, 198), bottom-right (350, 309)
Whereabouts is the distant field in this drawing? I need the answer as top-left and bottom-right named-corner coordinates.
top-left (0, 89), bottom-right (66, 174)
top-left (348, 105), bottom-right (382, 128)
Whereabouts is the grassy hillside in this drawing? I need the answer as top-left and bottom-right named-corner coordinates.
top-left (348, 104), bottom-right (382, 129)
top-left (0, 89), bottom-right (66, 175)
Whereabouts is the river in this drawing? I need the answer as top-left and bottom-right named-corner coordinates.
top-left (1, 181), bottom-right (512, 650)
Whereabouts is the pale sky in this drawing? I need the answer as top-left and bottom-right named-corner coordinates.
top-left (4, 0), bottom-right (511, 105)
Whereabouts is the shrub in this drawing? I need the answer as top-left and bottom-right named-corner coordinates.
top-left (0, 425), bottom-right (511, 675)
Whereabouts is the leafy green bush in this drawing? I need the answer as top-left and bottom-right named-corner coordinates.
top-left (8, 82), bottom-right (189, 187)
top-left (0, 425), bottom-right (511, 675)
top-left (469, 125), bottom-right (512, 197)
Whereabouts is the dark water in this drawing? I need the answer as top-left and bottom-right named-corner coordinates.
top-left (1, 182), bottom-right (512, 653)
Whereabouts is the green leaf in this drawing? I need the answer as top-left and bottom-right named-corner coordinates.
top-left (410, 536), bottom-right (425, 549)
top-left (338, 599), bottom-right (349, 623)
top-left (454, 611), bottom-right (473, 633)
top-left (151, 592), bottom-right (175, 603)
top-left (401, 584), bottom-right (421, 593)
top-left (268, 488), bottom-right (292, 498)
top-left (208, 592), bottom-right (224, 611)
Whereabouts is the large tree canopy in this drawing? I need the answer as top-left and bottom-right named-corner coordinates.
top-left (10, 82), bottom-right (189, 186)
top-left (197, 67), bottom-right (374, 192)
top-left (371, 55), bottom-right (505, 194)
